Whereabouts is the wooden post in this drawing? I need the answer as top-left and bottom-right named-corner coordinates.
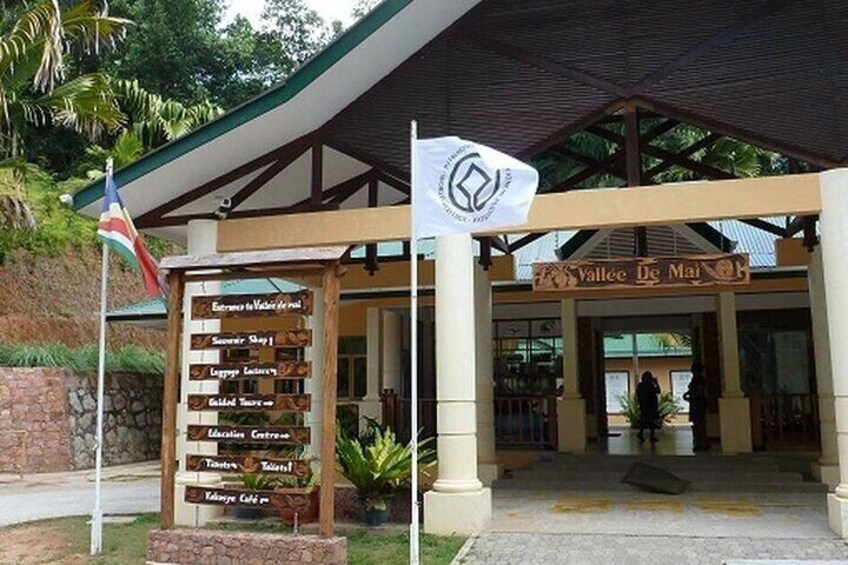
top-left (319, 262), bottom-right (341, 537)
top-left (160, 270), bottom-right (184, 530)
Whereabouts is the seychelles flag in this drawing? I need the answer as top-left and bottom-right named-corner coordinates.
top-left (97, 172), bottom-right (165, 297)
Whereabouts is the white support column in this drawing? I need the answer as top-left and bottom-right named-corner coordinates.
top-left (820, 169), bottom-right (848, 537)
top-left (175, 220), bottom-right (222, 527)
top-left (381, 310), bottom-right (402, 394)
top-left (558, 298), bottom-right (587, 452)
top-left (359, 307), bottom-right (383, 431)
top-left (424, 233), bottom-right (491, 535)
top-left (810, 247), bottom-right (840, 489)
top-left (304, 288), bottom-right (325, 461)
top-left (474, 264), bottom-right (499, 485)
top-left (717, 291), bottom-right (752, 454)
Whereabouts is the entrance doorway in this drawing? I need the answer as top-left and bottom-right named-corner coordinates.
top-left (599, 316), bottom-right (697, 455)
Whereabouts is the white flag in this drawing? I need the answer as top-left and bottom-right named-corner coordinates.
top-left (412, 136), bottom-right (539, 238)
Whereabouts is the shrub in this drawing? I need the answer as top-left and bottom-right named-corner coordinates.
top-left (618, 391), bottom-right (682, 428)
top-left (0, 342), bottom-right (164, 374)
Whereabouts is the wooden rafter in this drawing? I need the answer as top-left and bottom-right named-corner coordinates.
top-left (229, 144), bottom-right (312, 210)
top-left (135, 133), bottom-right (315, 229)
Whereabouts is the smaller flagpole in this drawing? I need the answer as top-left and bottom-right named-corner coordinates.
top-left (90, 158), bottom-right (112, 555)
top-left (409, 120), bottom-right (420, 565)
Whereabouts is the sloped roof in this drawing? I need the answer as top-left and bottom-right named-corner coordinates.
top-left (74, 0), bottom-right (846, 244)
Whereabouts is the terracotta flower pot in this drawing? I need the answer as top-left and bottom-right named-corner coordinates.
top-left (275, 487), bottom-right (320, 525)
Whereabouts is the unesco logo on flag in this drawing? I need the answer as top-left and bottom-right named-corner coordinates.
top-left (438, 144), bottom-right (512, 224)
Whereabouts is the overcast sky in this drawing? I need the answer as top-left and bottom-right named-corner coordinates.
top-left (224, 0), bottom-right (357, 28)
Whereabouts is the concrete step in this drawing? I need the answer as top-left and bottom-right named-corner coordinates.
top-left (492, 478), bottom-right (828, 493)
top-left (508, 469), bottom-right (806, 483)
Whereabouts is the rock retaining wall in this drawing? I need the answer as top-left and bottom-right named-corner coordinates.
top-left (0, 367), bottom-right (162, 473)
top-left (146, 529), bottom-right (348, 565)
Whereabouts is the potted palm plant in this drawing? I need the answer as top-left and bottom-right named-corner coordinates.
top-left (335, 426), bottom-right (436, 526)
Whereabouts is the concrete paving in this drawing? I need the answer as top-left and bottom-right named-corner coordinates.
top-left (0, 461), bottom-right (159, 526)
top-left (459, 489), bottom-right (848, 564)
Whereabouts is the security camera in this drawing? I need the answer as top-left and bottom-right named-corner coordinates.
top-left (215, 197), bottom-right (233, 220)
top-left (59, 193), bottom-right (74, 207)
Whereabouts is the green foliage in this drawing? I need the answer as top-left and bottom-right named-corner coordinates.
top-left (335, 426), bottom-right (436, 501)
top-left (0, 342), bottom-right (164, 374)
top-left (239, 473), bottom-right (275, 490)
top-left (618, 391), bottom-right (682, 429)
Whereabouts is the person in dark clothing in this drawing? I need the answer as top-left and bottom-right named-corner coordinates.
top-left (683, 362), bottom-right (709, 451)
top-left (636, 371), bottom-right (660, 443)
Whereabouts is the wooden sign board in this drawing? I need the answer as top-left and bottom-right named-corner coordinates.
top-left (532, 253), bottom-right (750, 292)
top-left (191, 291), bottom-right (313, 319)
top-left (187, 394), bottom-right (311, 413)
top-left (190, 330), bottom-right (311, 350)
top-left (185, 454), bottom-right (310, 477)
top-left (186, 425), bottom-right (311, 445)
top-left (185, 486), bottom-right (313, 511)
top-left (189, 361), bottom-right (311, 381)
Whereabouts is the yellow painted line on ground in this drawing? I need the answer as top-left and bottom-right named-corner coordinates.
top-left (695, 499), bottom-right (761, 517)
top-left (552, 498), bottom-right (612, 514)
top-left (506, 512), bottom-right (523, 520)
top-left (625, 499), bottom-right (685, 513)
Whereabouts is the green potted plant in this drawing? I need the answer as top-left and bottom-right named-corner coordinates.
top-left (274, 467), bottom-right (320, 525)
top-left (335, 426), bottom-right (435, 526)
top-left (618, 391), bottom-right (682, 429)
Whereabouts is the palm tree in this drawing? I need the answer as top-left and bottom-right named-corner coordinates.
top-left (0, 0), bottom-right (128, 228)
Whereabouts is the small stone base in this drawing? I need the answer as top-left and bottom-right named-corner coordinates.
top-left (828, 494), bottom-right (848, 538)
top-left (813, 463), bottom-right (840, 491)
top-left (718, 396), bottom-right (753, 454)
top-left (478, 463), bottom-right (500, 486)
top-left (557, 397), bottom-right (587, 453)
top-left (424, 487), bottom-right (491, 536)
top-left (146, 529), bottom-right (347, 565)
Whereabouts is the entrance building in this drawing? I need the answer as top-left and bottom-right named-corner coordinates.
top-left (79, 0), bottom-right (848, 538)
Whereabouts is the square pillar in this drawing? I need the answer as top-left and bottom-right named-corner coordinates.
top-left (424, 233), bottom-right (491, 536)
top-left (304, 288), bottom-right (324, 460)
top-left (474, 264), bottom-right (499, 485)
top-left (716, 292), bottom-right (752, 454)
top-left (175, 220), bottom-right (223, 527)
top-left (809, 247), bottom-right (840, 489)
top-left (358, 307), bottom-right (382, 431)
top-left (819, 169), bottom-right (848, 537)
top-left (557, 298), bottom-right (586, 452)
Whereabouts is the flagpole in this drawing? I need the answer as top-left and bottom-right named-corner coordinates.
top-left (409, 120), bottom-right (420, 565)
top-left (90, 158), bottom-right (112, 555)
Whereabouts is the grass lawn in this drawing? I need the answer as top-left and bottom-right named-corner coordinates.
top-left (0, 514), bottom-right (466, 565)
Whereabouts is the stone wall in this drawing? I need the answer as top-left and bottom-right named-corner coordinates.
top-left (0, 367), bottom-right (162, 473)
top-left (147, 530), bottom-right (348, 565)
top-left (0, 368), bottom-right (72, 473)
top-left (67, 372), bottom-right (162, 469)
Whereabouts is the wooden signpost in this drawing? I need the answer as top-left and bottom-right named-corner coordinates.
top-left (532, 253), bottom-right (750, 292)
top-left (158, 247), bottom-right (344, 538)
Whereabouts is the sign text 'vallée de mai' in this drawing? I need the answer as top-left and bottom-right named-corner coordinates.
top-left (191, 291), bottom-right (313, 319)
top-left (532, 253), bottom-right (750, 292)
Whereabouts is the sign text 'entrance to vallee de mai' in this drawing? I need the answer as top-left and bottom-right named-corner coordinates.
top-left (155, 246), bottom-right (346, 552)
top-left (532, 253), bottom-right (751, 291)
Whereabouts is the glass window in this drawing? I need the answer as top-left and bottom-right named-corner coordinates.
top-left (337, 356), bottom-right (351, 399)
top-left (353, 357), bottom-right (367, 398)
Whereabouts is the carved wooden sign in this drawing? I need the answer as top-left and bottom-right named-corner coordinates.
top-left (185, 454), bottom-right (310, 477)
top-left (187, 394), bottom-right (311, 412)
top-left (191, 291), bottom-right (313, 319)
top-left (186, 425), bottom-right (311, 445)
top-left (190, 330), bottom-right (311, 350)
top-left (189, 362), bottom-right (311, 381)
top-left (532, 253), bottom-right (750, 291)
top-left (185, 486), bottom-right (314, 511)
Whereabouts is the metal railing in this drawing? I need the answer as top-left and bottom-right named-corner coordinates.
top-left (750, 393), bottom-right (820, 450)
top-left (380, 390), bottom-right (558, 450)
